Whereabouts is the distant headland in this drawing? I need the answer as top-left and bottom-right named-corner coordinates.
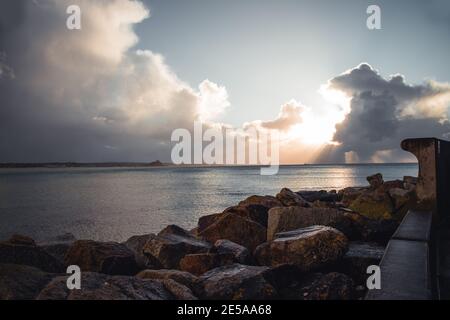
top-left (0, 160), bottom-right (166, 168)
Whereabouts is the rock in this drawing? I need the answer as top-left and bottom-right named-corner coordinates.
top-left (297, 190), bottom-right (340, 203)
top-left (339, 187), bottom-right (367, 207)
top-left (255, 226), bottom-right (348, 271)
top-left (276, 188), bottom-right (309, 207)
top-left (38, 233), bottom-right (77, 265)
top-left (214, 239), bottom-right (252, 265)
top-left (367, 173), bottom-right (384, 189)
top-left (404, 176), bottom-right (418, 191)
top-left (337, 242), bottom-right (384, 285)
top-left (64, 240), bottom-right (139, 275)
top-left (0, 237), bottom-right (65, 273)
top-left (143, 225), bottom-right (212, 269)
top-left (0, 264), bottom-right (56, 300)
top-left (198, 204), bottom-right (269, 234)
top-left (41, 243), bottom-right (72, 265)
top-left (123, 234), bottom-right (158, 270)
top-left (261, 264), bottom-right (304, 296)
top-left (37, 272), bottom-right (176, 300)
top-left (389, 188), bottom-right (412, 210)
top-left (238, 195), bottom-right (283, 209)
top-left (224, 204), bottom-right (269, 228)
top-left (267, 207), bottom-right (352, 241)
top-left (378, 180), bottom-right (404, 193)
top-left (356, 218), bottom-right (399, 245)
top-left (298, 272), bottom-right (354, 300)
top-left (160, 279), bottom-right (198, 300)
top-left (45, 233), bottom-right (77, 244)
top-left (199, 264), bottom-right (276, 300)
top-left (198, 212), bottom-right (266, 252)
top-left (8, 234), bottom-right (36, 246)
top-left (136, 269), bottom-right (200, 292)
top-left (179, 253), bottom-right (235, 276)
top-left (349, 187), bottom-right (395, 220)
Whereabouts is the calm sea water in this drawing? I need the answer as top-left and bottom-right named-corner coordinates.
top-left (0, 164), bottom-right (418, 242)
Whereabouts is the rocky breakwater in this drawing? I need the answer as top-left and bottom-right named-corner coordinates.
top-left (0, 173), bottom-right (417, 300)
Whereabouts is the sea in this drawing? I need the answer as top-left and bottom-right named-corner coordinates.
top-left (0, 163), bottom-right (418, 242)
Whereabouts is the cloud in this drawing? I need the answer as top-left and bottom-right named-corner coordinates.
top-left (249, 100), bottom-right (305, 132)
top-left (317, 63), bottom-right (450, 163)
top-left (0, 0), bottom-right (229, 162)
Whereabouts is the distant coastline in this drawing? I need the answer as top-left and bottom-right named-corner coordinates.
top-left (0, 161), bottom-right (418, 169)
top-left (0, 160), bottom-right (166, 168)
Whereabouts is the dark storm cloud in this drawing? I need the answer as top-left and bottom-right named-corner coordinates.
top-left (317, 63), bottom-right (450, 163)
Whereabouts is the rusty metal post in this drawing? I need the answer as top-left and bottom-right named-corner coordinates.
top-left (401, 137), bottom-right (450, 299)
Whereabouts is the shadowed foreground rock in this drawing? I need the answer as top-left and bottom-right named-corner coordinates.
top-left (255, 226), bottom-right (348, 271)
top-left (0, 236), bottom-right (65, 273)
top-left (37, 272), bottom-right (188, 300)
top-left (143, 225), bottom-right (211, 269)
top-left (297, 272), bottom-right (354, 300)
top-left (0, 264), bottom-right (56, 300)
top-left (64, 240), bottom-right (139, 275)
top-left (199, 264), bottom-right (276, 300)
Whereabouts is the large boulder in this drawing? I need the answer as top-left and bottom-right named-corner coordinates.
top-left (238, 195), bottom-right (282, 208)
top-left (37, 272), bottom-right (177, 300)
top-left (267, 207), bottom-right (353, 241)
top-left (123, 234), bottom-right (158, 270)
top-left (0, 236), bottom-right (65, 273)
top-left (199, 264), bottom-right (277, 300)
top-left (367, 173), bottom-right (384, 189)
top-left (338, 187), bottom-right (367, 207)
top-left (143, 225), bottom-right (211, 269)
top-left (255, 226), bottom-right (348, 271)
top-left (0, 264), bottom-right (57, 300)
top-left (349, 188), bottom-right (394, 220)
top-left (198, 212), bottom-right (266, 252)
top-left (214, 239), bottom-right (252, 265)
top-left (276, 188), bottom-right (309, 207)
top-left (224, 204), bottom-right (269, 228)
top-left (64, 240), bottom-right (139, 275)
top-left (198, 204), bottom-right (269, 233)
top-left (179, 252), bottom-right (235, 276)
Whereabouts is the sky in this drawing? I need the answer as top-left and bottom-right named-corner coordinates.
top-left (1, 0), bottom-right (450, 164)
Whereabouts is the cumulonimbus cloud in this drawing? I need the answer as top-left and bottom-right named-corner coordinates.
top-left (317, 63), bottom-right (450, 163)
